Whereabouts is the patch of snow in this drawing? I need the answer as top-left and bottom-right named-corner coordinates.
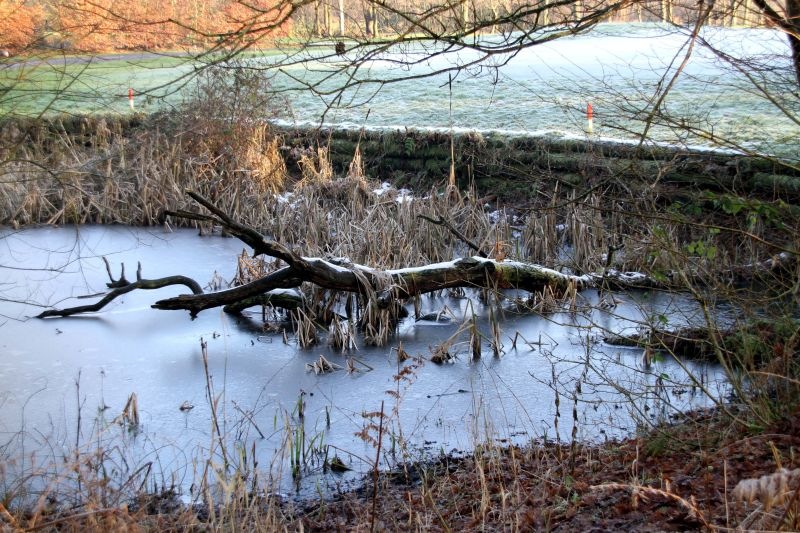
top-left (306, 258), bottom-right (358, 274)
top-left (373, 182), bottom-right (393, 196)
top-left (395, 188), bottom-right (414, 203)
top-left (275, 192), bottom-right (295, 204)
top-left (372, 182), bottom-right (414, 203)
top-left (387, 260), bottom-right (460, 275)
top-left (500, 259), bottom-right (572, 279)
top-left (269, 288), bottom-right (303, 298)
top-left (606, 269), bottom-right (649, 282)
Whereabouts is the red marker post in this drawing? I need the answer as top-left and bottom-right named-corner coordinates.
top-left (128, 88), bottom-right (134, 111)
top-left (586, 102), bottom-right (594, 134)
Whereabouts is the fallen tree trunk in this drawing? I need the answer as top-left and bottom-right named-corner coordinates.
top-left (604, 319), bottom-right (799, 362)
top-left (36, 191), bottom-right (797, 321)
top-left (604, 326), bottom-right (723, 359)
top-left (151, 191), bottom-right (587, 317)
top-left (152, 255), bottom-right (584, 317)
top-left (151, 267), bottom-right (305, 317)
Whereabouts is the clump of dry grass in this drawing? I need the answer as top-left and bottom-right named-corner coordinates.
top-left (0, 62), bottom-right (293, 229)
top-left (0, 443), bottom-right (296, 532)
top-left (566, 191), bottom-right (606, 272)
top-left (242, 125), bottom-right (287, 195)
top-left (297, 145), bottom-right (334, 187)
top-left (0, 112), bottom-right (289, 228)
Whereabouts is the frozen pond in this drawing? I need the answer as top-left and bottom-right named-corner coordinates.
top-left (0, 226), bottom-right (730, 498)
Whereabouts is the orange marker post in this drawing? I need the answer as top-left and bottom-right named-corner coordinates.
top-left (129, 88), bottom-right (134, 111)
top-left (587, 102), bottom-right (594, 134)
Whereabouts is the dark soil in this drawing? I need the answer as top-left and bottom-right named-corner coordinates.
top-left (296, 407), bottom-right (800, 531)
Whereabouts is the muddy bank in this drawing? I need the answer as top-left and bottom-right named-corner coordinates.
top-left (7, 406), bottom-right (799, 531)
top-left (294, 406), bottom-right (800, 532)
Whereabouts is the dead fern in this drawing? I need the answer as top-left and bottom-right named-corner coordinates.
top-left (733, 468), bottom-right (800, 512)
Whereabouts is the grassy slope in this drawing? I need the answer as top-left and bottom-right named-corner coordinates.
top-left (0, 55), bottom-right (194, 115)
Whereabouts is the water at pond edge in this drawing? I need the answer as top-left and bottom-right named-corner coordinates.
top-left (0, 226), bottom-right (730, 500)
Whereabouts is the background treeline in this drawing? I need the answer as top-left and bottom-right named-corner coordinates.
top-left (0, 0), bottom-right (293, 52)
top-left (0, 0), bottom-right (778, 54)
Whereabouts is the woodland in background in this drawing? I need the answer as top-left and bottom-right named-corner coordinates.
top-left (0, 0), bottom-right (785, 53)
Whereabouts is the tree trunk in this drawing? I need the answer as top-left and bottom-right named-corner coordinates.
top-left (661, 0), bottom-right (673, 23)
top-left (363, 3), bottom-right (371, 35)
top-left (751, 0), bottom-right (800, 85)
top-left (36, 193), bottom-right (797, 321)
top-left (740, 0), bottom-right (752, 25)
top-left (789, 0), bottom-right (800, 85)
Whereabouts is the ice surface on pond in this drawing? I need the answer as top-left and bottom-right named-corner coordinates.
top-left (0, 226), bottom-right (731, 498)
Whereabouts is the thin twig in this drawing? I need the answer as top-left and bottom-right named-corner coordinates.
top-left (371, 400), bottom-right (385, 533)
top-left (418, 213), bottom-right (487, 257)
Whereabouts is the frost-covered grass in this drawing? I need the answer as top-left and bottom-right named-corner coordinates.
top-left (0, 54), bottom-right (195, 116)
top-left (2, 24), bottom-right (797, 156)
top-left (270, 23), bottom-right (799, 157)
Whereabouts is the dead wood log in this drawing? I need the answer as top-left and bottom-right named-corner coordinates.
top-left (153, 256), bottom-right (583, 316)
top-left (37, 259), bottom-right (204, 319)
top-left (153, 267), bottom-right (304, 317)
top-left (37, 257), bottom-right (304, 319)
top-left (604, 326), bottom-right (722, 359)
top-left (150, 191), bottom-right (586, 317)
top-left (604, 319), bottom-right (799, 361)
top-left (35, 191), bottom-right (798, 320)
